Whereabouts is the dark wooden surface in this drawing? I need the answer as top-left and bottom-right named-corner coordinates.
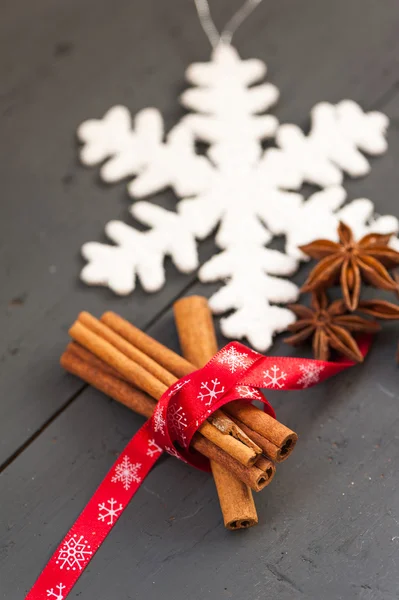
top-left (1, 1), bottom-right (399, 598)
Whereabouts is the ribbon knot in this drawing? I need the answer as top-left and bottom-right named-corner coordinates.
top-left (150, 341), bottom-right (275, 469)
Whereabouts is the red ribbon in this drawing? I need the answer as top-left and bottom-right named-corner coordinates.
top-left (26, 339), bottom-right (371, 599)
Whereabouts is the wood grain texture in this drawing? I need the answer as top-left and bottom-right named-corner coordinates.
top-left (1, 291), bottom-right (399, 599)
top-left (1, 0), bottom-right (399, 463)
top-left (1, 0), bottom-right (399, 598)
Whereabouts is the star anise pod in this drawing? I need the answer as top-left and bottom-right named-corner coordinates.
top-left (285, 291), bottom-right (380, 362)
top-left (299, 222), bottom-right (399, 311)
top-left (357, 299), bottom-right (399, 319)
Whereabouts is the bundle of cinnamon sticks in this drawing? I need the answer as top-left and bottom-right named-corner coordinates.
top-left (61, 296), bottom-right (298, 529)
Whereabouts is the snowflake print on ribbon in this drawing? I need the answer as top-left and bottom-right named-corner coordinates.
top-left (297, 363), bottom-right (325, 388)
top-left (217, 345), bottom-right (251, 373)
top-left (77, 43), bottom-right (399, 351)
top-left (195, 408), bottom-right (213, 428)
top-left (111, 455), bottom-right (141, 490)
top-left (263, 365), bottom-right (287, 389)
top-left (197, 378), bottom-right (225, 406)
top-left (47, 584), bottom-right (66, 600)
top-left (98, 498), bottom-right (123, 525)
top-left (147, 439), bottom-right (163, 457)
top-left (167, 405), bottom-right (188, 447)
top-left (153, 403), bottom-right (166, 436)
top-left (164, 445), bottom-right (187, 462)
top-left (167, 378), bottom-right (191, 397)
top-left (56, 535), bottom-right (92, 571)
top-left (235, 385), bottom-right (262, 399)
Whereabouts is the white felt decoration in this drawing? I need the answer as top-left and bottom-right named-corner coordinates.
top-left (77, 43), bottom-right (397, 351)
top-left (275, 101), bottom-right (389, 188)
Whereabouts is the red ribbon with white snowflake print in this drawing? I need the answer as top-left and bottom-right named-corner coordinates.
top-left (26, 339), bottom-right (371, 599)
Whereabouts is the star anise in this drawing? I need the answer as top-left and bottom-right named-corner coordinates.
top-left (299, 222), bottom-right (399, 311)
top-left (285, 291), bottom-right (380, 362)
top-left (357, 299), bottom-right (399, 319)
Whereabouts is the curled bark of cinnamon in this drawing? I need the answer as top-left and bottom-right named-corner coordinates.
top-left (173, 295), bottom-right (258, 530)
top-left (224, 402), bottom-right (297, 461)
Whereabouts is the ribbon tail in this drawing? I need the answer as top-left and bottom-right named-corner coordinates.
top-left (26, 421), bottom-right (162, 600)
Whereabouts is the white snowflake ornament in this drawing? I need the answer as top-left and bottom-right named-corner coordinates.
top-left (77, 42), bottom-right (397, 351)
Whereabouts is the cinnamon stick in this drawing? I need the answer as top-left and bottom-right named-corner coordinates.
top-left (193, 434), bottom-right (274, 492)
top-left (95, 313), bottom-right (255, 452)
top-left (60, 347), bottom-right (273, 491)
top-left (101, 310), bottom-right (297, 461)
top-left (79, 311), bottom-right (176, 387)
top-left (174, 296), bottom-right (258, 530)
top-left (225, 402), bottom-right (297, 460)
top-left (66, 342), bottom-right (121, 379)
top-left (62, 346), bottom-right (154, 418)
top-left (173, 296), bottom-right (218, 366)
top-left (101, 311), bottom-right (193, 378)
top-left (227, 414), bottom-right (289, 463)
top-left (68, 319), bottom-right (261, 468)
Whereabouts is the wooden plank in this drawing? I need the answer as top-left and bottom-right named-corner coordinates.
top-left (1, 0), bottom-right (399, 467)
top-left (2, 0), bottom-right (399, 595)
top-left (0, 0), bottom-right (223, 465)
top-left (3, 66), bottom-right (399, 591)
top-left (1, 301), bottom-right (398, 598)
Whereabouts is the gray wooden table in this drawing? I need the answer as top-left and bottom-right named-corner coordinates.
top-left (1, 1), bottom-right (399, 598)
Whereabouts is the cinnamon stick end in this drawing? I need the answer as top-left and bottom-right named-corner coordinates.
top-left (254, 458), bottom-right (276, 491)
top-left (226, 516), bottom-right (258, 530)
top-left (276, 433), bottom-right (298, 462)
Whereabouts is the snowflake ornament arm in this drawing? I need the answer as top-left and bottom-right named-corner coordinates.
top-left (80, 201), bottom-right (202, 294)
top-left (199, 245), bottom-right (299, 349)
top-left (78, 106), bottom-right (162, 181)
top-left (259, 186), bottom-right (399, 262)
top-left (81, 222), bottom-right (167, 294)
top-left (274, 101), bottom-right (389, 188)
top-left (77, 43), bottom-right (396, 351)
top-left (181, 45), bottom-right (279, 145)
top-left (78, 106), bottom-right (212, 197)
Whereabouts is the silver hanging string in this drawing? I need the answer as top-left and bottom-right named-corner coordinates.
top-left (193, 0), bottom-right (263, 48)
top-left (221, 0), bottom-right (263, 44)
top-left (193, 0), bottom-right (220, 48)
